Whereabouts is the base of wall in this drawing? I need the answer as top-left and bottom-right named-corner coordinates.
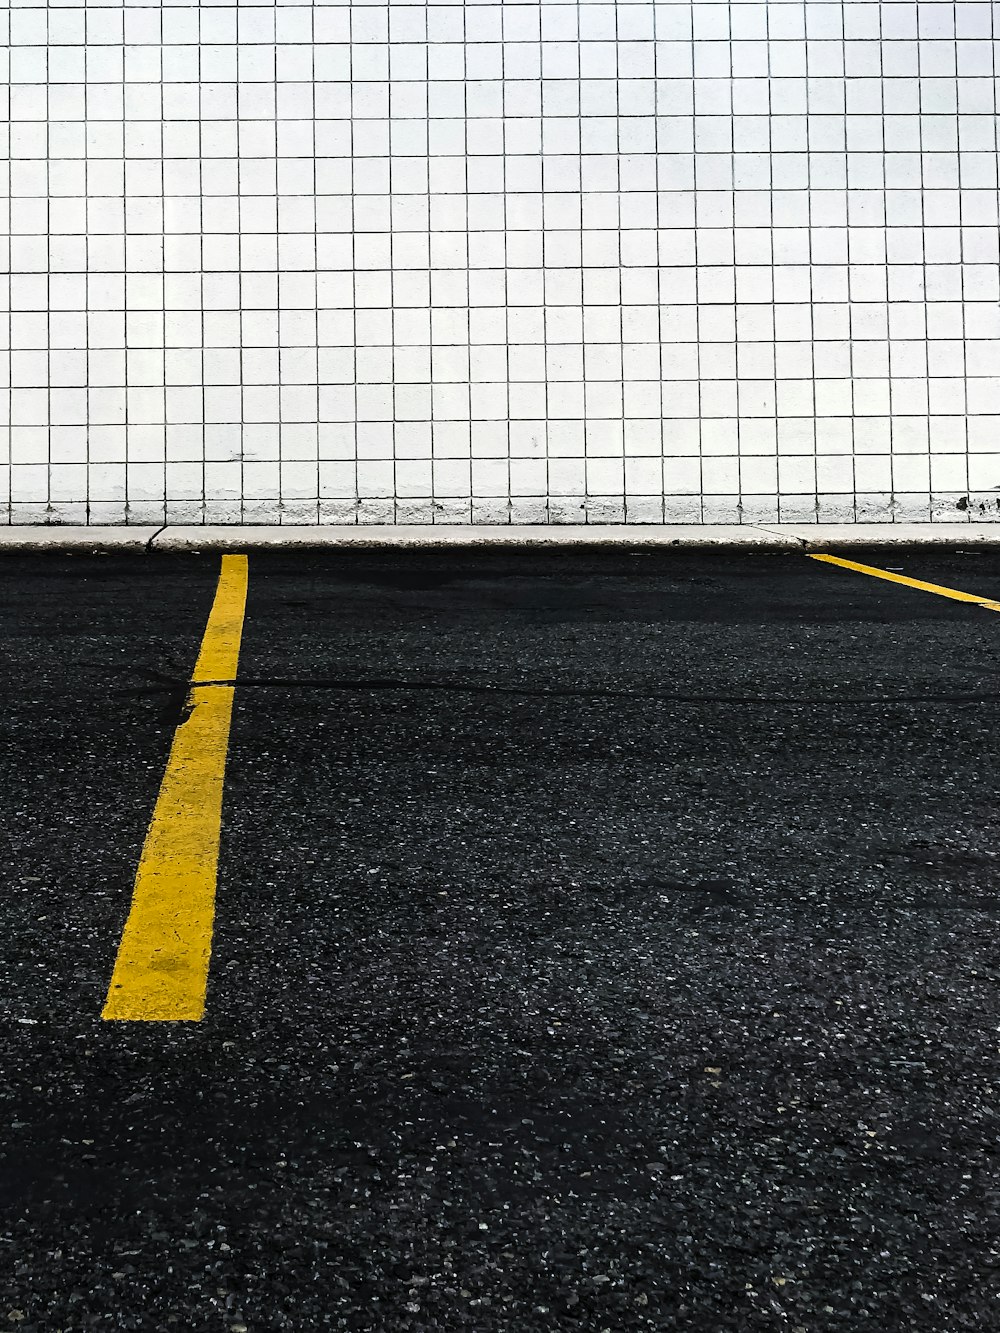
top-left (1, 523), bottom-right (999, 552)
top-left (4, 492), bottom-right (999, 530)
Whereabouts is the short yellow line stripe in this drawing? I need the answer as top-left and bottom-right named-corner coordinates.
top-left (809, 553), bottom-right (1000, 613)
top-left (102, 554), bottom-right (249, 1021)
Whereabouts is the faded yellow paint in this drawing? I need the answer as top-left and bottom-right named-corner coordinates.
top-left (809, 553), bottom-right (1000, 613)
top-left (102, 554), bottom-right (248, 1021)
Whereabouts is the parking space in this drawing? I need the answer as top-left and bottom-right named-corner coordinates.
top-left (3, 548), bottom-right (1000, 1330)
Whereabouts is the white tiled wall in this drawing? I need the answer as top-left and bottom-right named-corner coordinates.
top-left (2, 0), bottom-right (999, 525)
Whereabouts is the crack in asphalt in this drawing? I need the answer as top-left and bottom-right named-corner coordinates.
top-left (113, 670), bottom-right (1000, 707)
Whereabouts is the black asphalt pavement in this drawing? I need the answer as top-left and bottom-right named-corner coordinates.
top-left (2, 547), bottom-right (1000, 1331)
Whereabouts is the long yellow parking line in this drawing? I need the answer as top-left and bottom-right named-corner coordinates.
top-left (809, 553), bottom-right (1000, 613)
top-left (102, 554), bottom-right (248, 1021)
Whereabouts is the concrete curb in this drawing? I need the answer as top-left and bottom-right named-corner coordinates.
top-left (0, 526), bottom-right (162, 551)
top-left (154, 523), bottom-right (794, 550)
top-left (0, 522), bottom-right (998, 552)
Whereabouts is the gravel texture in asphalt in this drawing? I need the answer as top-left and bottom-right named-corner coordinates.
top-left (2, 548), bottom-right (1000, 1331)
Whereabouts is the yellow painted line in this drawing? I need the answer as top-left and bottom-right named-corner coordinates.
top-left (809, 553), bottom-right (1000, 613)
top-left (102, 554), bottom-right (249, 1021)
